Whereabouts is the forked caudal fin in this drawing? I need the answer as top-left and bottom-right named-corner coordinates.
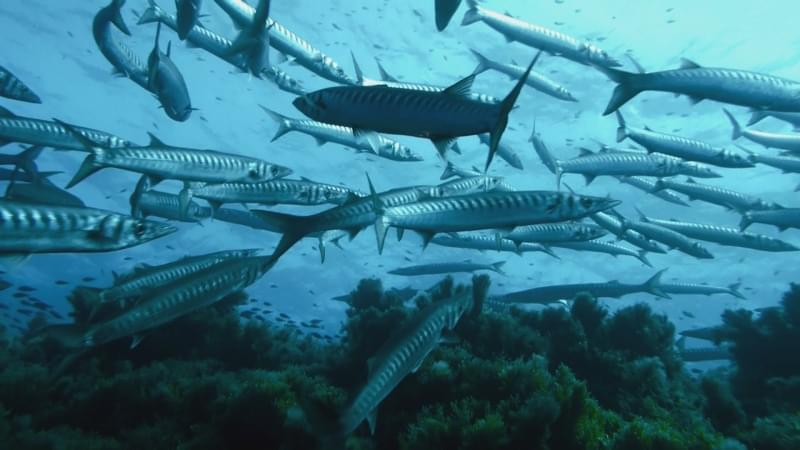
top-left (136, 0), bottom-right (164, 26)
top-left (722, 109), bottom-right (743, 140)
top-left (53, 119), bottom-right (107, 188)
top-left (461, 0), bottom-right (482, 26)
top-left (643, 268), bottom-right (670, 299)
top-left (258, 105), bottom-right (294, 142)
top-left (728, 283), bottom-right (746, 300)
top-left (251, 209), bottom-right (312, 264)
top-left (596, 66), bottom-right (641, 116)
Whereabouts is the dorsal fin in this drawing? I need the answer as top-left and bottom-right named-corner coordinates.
top-left (147, 132), bottom-right (167, 147)
top-left (643, 125), bottom-right (653, 131)
top-left (578, 147), bottom-right (595, 157)
top-left (679, 58), bottom-right (702, 70)
top-left (685, 177), bottom-right (696, 184)
top-left (443, 74), bottom-right (474, 98)
top-left (504, 10), bottom-right (515, 18)
top-left (0, 106), bottom-right (16, 117)
top-left (166, 40), bottom-right (172, 58)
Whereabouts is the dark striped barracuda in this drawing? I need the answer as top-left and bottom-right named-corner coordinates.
top-left (138, 0), bottom-right (304, 95)
top-left (548, 240), bottom-right (652, 267)
top-left (372, 189), bottom-right (619, 254)
top-left (294, 53), bottom-right (539, 170)
top-left (93, 1), bottom-right (150, 94)
top-left (651, 177), bottom-right (782, 213)
top-left (147, 23), bottom-right (193, 121)
top-left (590, 211), bottom-right (666, 254)
top-left (618, 210), bottom-right (714, 259)
top-left (614, 176), bottom-right (689, 206)
top-left (461, 0), bottom-right (620, 68)
top-left (740, 208), bottom-right (800, 232)
top-left (470, 49), bottom-right (577, 102)
top-left (724, 109), bottom-right (800, 154)
top-left (213, 0), bottom-right (354, 85)
top-left (260, 107), bottom-right (423, 161)
top-left (44, 255), bottom-right (273, 349)
top-left (598, 58), bottom-right (800, 115)
top-left (667, 283), bottom-right (745, 301)
top-left (430, 233), bottom-right (559, 258)
top-left (644, 217), bottom-right (798, 252)
top-left (0, 106), bottom-right (133, 150)
top-left (175, 0), bottom-right (202, 40)
top-left (739, 146), bottom-right (800, 174)
top-left (504, 223), bottom-right (607, 244)
top-left (129, 175), bottom-right (210, 222)
top-left (435, 0), bottom-right (462, 31)
top-left (496, 269), bottom-right (669, 304)
top-left (676, 337), bottom-right (732, 362)
top-left (616, 111), bottom-right (753, 168)
top-left (0, 66), bottom-right (40, 103)
top-left (388, 261), bottom-right (505, 276)
top-left (0, 199), bottom-right (175, 262)
top-left (477, 133), bottom-right (523, 170)
top-left (332, 276), bottom-right (488, 437)
top-left (748, 110), bottom-right (800, 130)
top-left (56, 120), bottom-right (292, 188)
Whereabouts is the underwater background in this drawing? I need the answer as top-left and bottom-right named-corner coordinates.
top-left (0, 0), bottom-right (799, 448)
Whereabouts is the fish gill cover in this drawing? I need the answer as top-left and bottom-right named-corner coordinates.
top-left (0, 0), bottom-right (799, 449)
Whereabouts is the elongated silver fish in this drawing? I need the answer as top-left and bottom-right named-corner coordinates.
top-left (504, 222), bottom-right (607, 244)
top-left (470, 49), bottom-right (577, 102)
top-left (44, 255), bottom-right (273, 349)
top-left (724, 109), bottom-right (800, 154)
top-left (590, 210), bottom-right (666, 254)
top-left (0, 169), bottom-right (60, 184)
top-left (213, 0), bottom-right (353, 85)
top-left (461, 0), bottom-right (619, 68)
top-left (175, 0), bottom-right (202, 40)
top-left (0, 66), bottom-right (40, 103)
top-left (0, 145), bottom-right (45, 181)
top-left (748, 110), bottom-right (800, 130)
top-left (0, 199), bottom-right (175, 262)
top-left (740, 208), bottom-right (800, 232)
top-left (93, 1), bottom-right (152, 98)
top-left (260, 106), bottom-right (422, 161)
top-left (549, 240), bottom-right (651, 266)
top-left (435, 0), bottom-right (462, 31)
top-left (676, 337), bottom-right (732, 362)
top-left (618, 210), bottom-right (714, 259)
top-left (388, 261), bottom-right (504, 276)
top-left (651, 177), bottom-right (782, 212)
top-left (147, 23), bottom-right (192, 121)
top-left (679, 325), bottom-right (726, 342)
top-left (739, 146), bottom-right (800, 174)
top-left (666, 283), bottom-right (745, 301)
top-left (294, 53), bottom-right (539, 170)
top-left (643, 217), bottom-right (798, 252)
top-left (497, 269), bottom-right (669, 304)
top-left (599, 58), bottom-right (800, 115)
top-left (57, 120), bottom-right (292, 188)
top-left (138, 1), bottom-right (304, 95)
top-left (477, 133), bottom-right (523, 170)
top-left (617, 111), bottom-right (752, 168)
top-left (129, 175), bottom-right (210, 222)
top-left (430, 233), bottom-right (558, 258)
top-left (614, 176), bottom-right (689, 206)
top-left (0, 106), bottom-right (133, 150)
top-left (432, 174), bottom-right (507, 197)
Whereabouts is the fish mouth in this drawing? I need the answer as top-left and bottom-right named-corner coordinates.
top-left (149, 221), bottom-right (179, 239)
top-left (273, 166), bottom-right (293, 179)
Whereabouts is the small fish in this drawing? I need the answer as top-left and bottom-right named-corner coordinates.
top-left (0, 66), bottom-right (41, 103)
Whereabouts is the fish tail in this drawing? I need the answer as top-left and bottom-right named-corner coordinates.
top-left (440, 161), bottom-right (457, 180)
top-left (643, 268), bottom-right (670, 299)
top-left (722, 108), bottom-right (742, 140)
top-left (491, 261), bottom-right (506, 275)
top-left (469, 49), bottom-right (490, 75)
top-left (65, 153), bottom-right (102, 189)
top-left (107, 0), bottom-right (131, 35)
top-left (136, 0), bottom-right (163, 25)
top-left (596, 66), bottom-right (640, 115)
top-left (728, 282), bottom-right (746, 300)
top-left (615, 110), bottom-right (628, 142)
top-left (738, 213), bottom-right (753, 231)
top-left (251, 210), bottom-right (310, 264)
top-left (747, 110), bottom-right (768, 127)
top-left (461, 0), bottom-right (482, 26)
top-left (14, 145), bottom-right (45, 181)
top-left (637, 250), bottom-right (652, 267)
top-left (486, 51), bottom-right (540, 170)
top-left (259, 105), bottom-right (293, 142)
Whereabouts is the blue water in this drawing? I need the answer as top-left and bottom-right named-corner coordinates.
top-left (0, 0), bottom-right (798, 337)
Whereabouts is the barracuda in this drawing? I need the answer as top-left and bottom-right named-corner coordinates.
top-left (724, 109), bottom-right (800, 154)
top-left (645, 217), bottom-right (799, 252)
top-left (548, 240), bottom-right (652, 267)
top-left (129, 175), bottom-right (210, 222)
top-left (93, 1), bottom-right (151, 98)
top-left (138, 1), bottom-right (304, 95)
top-left (5, 182), bottom-right (85, 208)
top-left (0, 106), bottom-right (132, 150)
top-left (618, 210), bottom-right (714, 259)
top-left (440, 161), bottom-right (483, 180)
top-left (667, 282), bottom-right (745, 301)
top-left (739, 146), bottom-right (800, 174)
top-left (614, 176), bottom-right (689, 206)
top-left (0, 66), bottom-right (40, 103)
top-left (651, 177), bottom-right (782, 212)
top-left (432, 175), bottom-right (507, 197)
top-left (56, 120), bottom-right (292, 188)
top-left (676, 338), bottom-right (732, 362)
top-left (214, 0), bottom-right (354, 85)
top-left (748, 110), bottom-right (800, 130)
top-left (590, 211), bottom-right (667, 254)
top-left (294, 53), bottom-right (539, 170)
top-left (504, 223), bottom-right (607, 244)
top-left (617, 111), bottom-right (753, 168)
top-left (679, 325), bottom-right (727, 342)
top-left (0, 199), bottom-right (175, 262)
top-left (147, 23), bottom-right (193, 121)
top-left (496, 269), bottom-right (670, 304)
top-left (461, 0), bottom-right (619, 68)
top-left (470, 49), bottom-right (577, 102)
top-left (477, 133), bottom-right (523, 170)
top-left (598, 58), bottom-right (800, 115)
top-left (430, 233), bottom-right (559, 258)
top-left (740, 208), bottom-right (800, 232)
top-left (260, 106), bottom-right (422, 161)
top-left (388, 261), bottom-right (505, 276)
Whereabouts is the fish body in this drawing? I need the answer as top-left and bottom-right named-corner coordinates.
top-left (619, 213), bottom-right (714, 259)
top-left (590, 211), bottom-right (666, 253)
top-left (724, 109), bottom-right (800, 154)
top-left (470, 49), bottom-right (576, 102)
top-left (388, 261), bottom-right (504, 276)
top-left (646, 218), bottom-right (798, 252)
top-left (147, 23), bottom-right (193, 121)
top-left (0, 66), bottom-right (41, 103)
top-left (175, 0), bottom-right (202, 40)
top-left (505, 223), bottom-right (607, 244)
top-left (133, 189), bottom-right (210, 222)
top-left (676, 337), bottom-right (732, 362)
top-left (740, 208), bottom-right (800, 232)
top-left (0, 168), bottom-right (60, 183)
top-left (666, 283), bottom-right (745, 300)
top-left (430, 233), bottom-right (558, 258)
top-left (93, 0), bottom-right (150, 91)
top-left (432, 175), bottom-right (507, 197)
top-left (747, 110), bottom-right (800, 130)
top-left (549, 240), bottom-right (651, 266)
top-left (742, 149), bottom-right (800, 173)
top-left (615, 176), bottom-right (689, 206)
top-left (651, 177), bottom-right (781, 212)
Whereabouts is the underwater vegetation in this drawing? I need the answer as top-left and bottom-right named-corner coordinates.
top-left (0, 276), bottom-right (795, 449)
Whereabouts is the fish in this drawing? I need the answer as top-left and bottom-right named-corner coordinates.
top-left (0, 106), bottom-right (133, 151)
top-left (439, 161), bottom-right (483, 180)
top-left (461, 0), bottom-right (620, 68)
top-left (616, 111), bottom-right (753, 168)
top-left (138, 1), bottom-right (305, 95)
top-left (294, 52), bottom-right (539, 170)
top-left (0, 168), bottom-right (60, 184)
top-left (0, 145), bottom-right (47, 181)
top-left (213, 0), bottom-right (354, 85)
top-left (548, 240), bottom-right (652, 267)
top-left (429, 233), bottom-right (559, 258)
top-left (56, 120), bottom-right (292, 189)
top-left (224, 0), bottom-right (271, 77)
top-left (724, 109), bottom-right (800, 154)
top-left (432, 175), bottom-right (508, 197)
top-left (0, 66), bottom-right (41, 103)
top-left (740, 208), bottom-right (800, 232)
top-left (260, 106), bottom-right (422, 161)
top-left (738, 146), bottom-right (800, 174)
top-left (676, 337), bottom-right (732, 362)
top-left (175, 0), bottom-right (202, 40)
top-left (641, 216), bottom-right (799, 252)
top-left (477, 133), bottom-right (523, 170)
top-left (590, 210), bottom-right (667, 254)
top-left (598, 58), bottom-right (800, 115)
top-left (0, 199), bottom-right (175, 265)
top-left (503, 223), bottom-right (607, 244)
top-left (496, 269), bottom-right (670, 304)
top-left (747, 110), bottom-right (800, 130)
top-left (614, 176), bottom-right (689, 206)
top-left (665, 283), bottom-right (745, 300)
top-left (434, 0), bottom-right (462, 31)
top-left (5, 181), bottom-right (86, 208)
top-left (146, 22), bottom-right (193, 121)
top-left (388, 261), bottom-right (505, 276)
top-left (470, 49), bottom-right (577, 102)
top-left (651, 177), bottom-right (782, 213)
top-left (40, 255), bottom-right (274, 349)
top-left (129, 175), bottom-right (210, 222)
top-left (93, 0), bottom-right (150, 97)
top-left (618, 210), bottom-right (714, 259)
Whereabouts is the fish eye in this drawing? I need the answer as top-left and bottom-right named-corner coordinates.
top-left (249, 168), bottom-right (260, 178)
top-left (134, 221), bottom-right (146, 237)
top-left (580, 197), bottom-right (594, 209)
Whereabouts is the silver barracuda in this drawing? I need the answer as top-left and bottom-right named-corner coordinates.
top-left (440, 161), bottom-right (483, 180)
top-left (548, 240), bottom-right (652, 267)
top-left (614, 176), bottom-right (689, 207)
top-left (679, 325), bottom-right (727, 342)
top-left (0, 66), bottom-right (40, 103)
top-left (651, 177), bottom-right (782, 213)
top-left (739, 208), bottom-right (800, 232)
top-left (430, 233), bottom-right (559, 258)
top-left (642, 217), bottom-right (799, 252)
top-left (129, 175), bottom-right (210, 222)
top-left (618, 210), bottom-right (714, 259)
top-left (666, 283), bottom-right (745, 301)
top-left (432, 175), bottom-right (508, 197)
top-left (93, 1), bottom-right (152, 100)
top-left (388, 261), bottom-right (505, 276)
top-left (0, 169), bottom-right (59, 184)
top-left (147, 23), bottom-right (193, 121)
top-left (503, 223), bottom-right (607, 244)
top-left (724, 109), bottom-right (800, 154)
top-left (470, 49), bottom-right (577, 102)
top-left (739, 146), bottom-right (800, 174)
top-left (590, 211), bottom-right (667, 254)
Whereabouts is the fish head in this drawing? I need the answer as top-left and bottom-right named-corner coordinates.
top-left (726, 152), bottom-right (755, 167)
top-left (385, 141), bottom-right (423, 161)
top-left (579, 224), bottom-right (608, 240)
top-left (248, 161), bottom-right (292, 181)
top-left (572, 194), bottom-right (621, 217)
top-left (313, 52), bottom-right (355, 85)
top-left (578, 42), bottom-right (621, 68)
top-left (292, 91), bottom-right (330, 121)
top-left (117, 217), bottom-right (177, 247)
top-left (158, 88), bottom-right (193, 122)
